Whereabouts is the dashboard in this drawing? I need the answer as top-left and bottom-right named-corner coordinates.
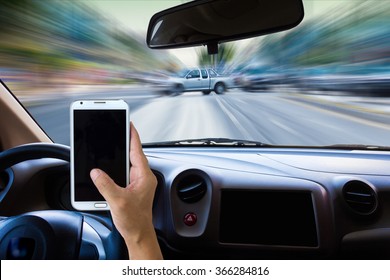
top-left (1, 147), bottom-right (390, 259)
top-left (147, 147), bottom-right (390, 259)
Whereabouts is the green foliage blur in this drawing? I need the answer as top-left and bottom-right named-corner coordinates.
top-left (0, 0), bottom-right (173, 91)
top-left (239, 0), bottom-right (389, 71)
top-left (0, 0), bottom-right (389, 94)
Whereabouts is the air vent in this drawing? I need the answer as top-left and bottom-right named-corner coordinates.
top-left (342, 180), bottom-right (378, 215)
top-left (175, 172), bottom-right (207, 203)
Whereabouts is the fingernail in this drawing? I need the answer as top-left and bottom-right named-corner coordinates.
top-left (90, 169), bottom-right (102, 181)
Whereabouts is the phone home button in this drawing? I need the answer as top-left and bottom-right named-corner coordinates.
top-left (94, 203), bottom-right (108, 209)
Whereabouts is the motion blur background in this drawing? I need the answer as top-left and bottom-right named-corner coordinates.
top-left (1, 0), bottom-right (389, 145)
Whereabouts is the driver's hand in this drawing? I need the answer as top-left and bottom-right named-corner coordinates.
top-left (90, 123), bottom-right (163, 260)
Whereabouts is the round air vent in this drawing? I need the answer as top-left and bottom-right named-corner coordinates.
top-left (175, 171), bottom-right (207, 203)
top-left (342, 180), bottom-right (378, 215)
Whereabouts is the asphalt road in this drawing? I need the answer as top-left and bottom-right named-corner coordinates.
top-left (25, 86), bottom-right (390, 147)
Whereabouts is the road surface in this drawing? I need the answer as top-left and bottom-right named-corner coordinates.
top-left (25, 86), bottom-right (390, 147)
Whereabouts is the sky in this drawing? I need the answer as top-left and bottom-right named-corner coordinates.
top-left (84, 0), bottom-right (184, 35)
top-left (84, 0), bottom-right (200, 66)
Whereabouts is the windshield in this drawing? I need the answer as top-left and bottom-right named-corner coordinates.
top-left (1, 0), bottom-right (389, 148)
top-left (175, 69), bottom-right (190, 78)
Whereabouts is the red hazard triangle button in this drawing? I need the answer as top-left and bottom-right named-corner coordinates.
top-left (183, 212), bottom-right (197, 226)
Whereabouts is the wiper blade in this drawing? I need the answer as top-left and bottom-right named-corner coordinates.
top-left (144, 138), bottom-right (270, 147)
top-left (324, 144), bottom-right (390, 150)
top-left (177, 138), bottom-right (269, 146)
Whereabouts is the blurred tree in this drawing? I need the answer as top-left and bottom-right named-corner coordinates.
top-left (242, 0), bottom-right (389, 68)
top-left (0, 0), bottom-right (177, 86)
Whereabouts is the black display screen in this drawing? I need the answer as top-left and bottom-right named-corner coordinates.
top-left (73, 109), bottom-right (127, 202)
top-left (220, 190), bottom-right (318, 247)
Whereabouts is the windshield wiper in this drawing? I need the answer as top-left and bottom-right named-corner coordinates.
top-left (144, 138), bottom-right (270, 147)
top-left (143, 141), bottom-right (390, 150)
top-left (324, 144), bottom-right (390, 151)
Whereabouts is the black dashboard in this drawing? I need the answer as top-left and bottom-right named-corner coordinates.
top-left (2, 147), bottom-right (390, 259)
top-left (146, 147), bottom-right (390, 259)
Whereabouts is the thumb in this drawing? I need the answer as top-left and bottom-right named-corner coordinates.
top-left (90, 168), bottom-right (119, 202)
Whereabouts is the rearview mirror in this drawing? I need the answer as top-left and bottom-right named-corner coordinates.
top-left (147, 0), bottom-right (304, 54)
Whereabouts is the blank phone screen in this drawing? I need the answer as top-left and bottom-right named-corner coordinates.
top-left (73, 109), bottom-right (127, 202)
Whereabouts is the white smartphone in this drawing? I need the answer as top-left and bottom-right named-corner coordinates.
top-left (70, 99), bottom-right (129, 211)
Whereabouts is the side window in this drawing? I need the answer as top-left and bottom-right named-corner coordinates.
top-left (187, 70), bottom-right (200, 79)
top-left (201, 69), bottom-right (208, 79)
top-left (208, 69), bottom-right (217, 78)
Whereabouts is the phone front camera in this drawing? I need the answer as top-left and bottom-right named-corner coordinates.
top-left (80, 102), bottom-right (83, 105)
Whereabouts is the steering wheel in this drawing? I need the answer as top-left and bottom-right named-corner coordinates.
top-left (0, 143), bottom-right (128, 259)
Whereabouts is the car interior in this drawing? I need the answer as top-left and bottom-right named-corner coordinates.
top-left (1, 0), bottom-right (390, 260)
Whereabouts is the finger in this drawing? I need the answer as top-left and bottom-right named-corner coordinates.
top-left (130, 122), bottom-right (142, 152)
top-left (90, 168), bottom-right (119, 201)
top-left (130, 122), bottom-right (149, 168)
